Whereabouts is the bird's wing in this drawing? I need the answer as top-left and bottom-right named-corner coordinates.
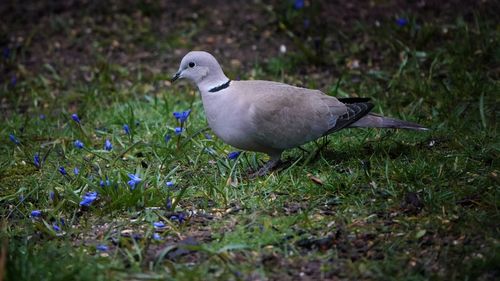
top-left (323, 102), bottom-right (374, 135)
top-left (232, 80), bottom-right (353, 149)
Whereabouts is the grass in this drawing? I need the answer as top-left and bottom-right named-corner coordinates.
top-left (1, 2), bottom-right (499, 280)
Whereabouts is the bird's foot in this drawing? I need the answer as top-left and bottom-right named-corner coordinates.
top-left (249, 159), bottom-right (282, 179)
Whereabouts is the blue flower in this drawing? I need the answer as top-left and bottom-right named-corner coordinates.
top-left (173, 110), bottom-right (191, 123)
top-left (2, 47), bottom-right (10, 59)
top-left (52, 223), bottom-right (61, 232)
top-left (204, 133), bottom-right (212, 139)
top-left (74, 139), bottom-right (84, 149)
top-left (166, 181), bottom-right (174, 187)
top-left (34, 153), bottom-right (41, 168)
top-left (71, 113), bottom-right (80, 123)
top-left (31, 210), bottom-right (42, 217)
top-left (152, 233), bottom-right (162, 240)
top-left (123, 124), bottom-right (130, 135)
top-left (19, 194), bottom-right (25, 202)
top-left (99, 178), bottom-right (110, 187)
top-left (227, 151), bottom-right (241, 160)
top-left (79, 191), bottom-right (98, 207)
top-left (10, 75), bottom-right (17, 86)
top-left (73, 167), bottom-right (79, 175)
top-left (39, 114), bottom-right (46, 120)
top-left (303, 19), bottom-right (310, 28)
top-left (58, 166), bottom-right (67, 176)
top-left (166, 197), bottom-right (172, 209)
top-left (104, 139), bottom-right (112, 151)
top-left (153, 221), bottom-right (165, 228)
top-left (293, 0), bottom-right (304, 10)
top-left (174, 127), bottom-right (183, 135)
top-left (169, 213), bottom-right (186, 223)
top-left (49, 191), bottom-right (55, 201)
top-left (96, 244), bottom-right (108, 252)
top-left (9, 134), bottom-right (20, 145)
top-left (396, 18), bottom-right (409, 27)
top-left (164, 134), bottom-right (171, 143)
top-left (127, 174), bottom-right (142, 189)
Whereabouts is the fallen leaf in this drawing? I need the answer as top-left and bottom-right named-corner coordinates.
top-left (307, 173), bottom-right (323, 185)
top-left (415, 229), bottom-right (426, 239)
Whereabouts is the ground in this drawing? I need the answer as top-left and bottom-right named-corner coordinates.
top-left (1, 0), bottom-right (499, 280)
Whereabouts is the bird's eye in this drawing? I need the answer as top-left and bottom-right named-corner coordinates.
top-left (188, 62), bottom-right (195, 68)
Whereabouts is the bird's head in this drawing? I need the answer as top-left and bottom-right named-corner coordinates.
top-left (171, 51), bottom-right (228, 92)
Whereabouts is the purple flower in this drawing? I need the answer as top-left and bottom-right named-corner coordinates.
top-left (52, 223), bottom-right (61, 232)
top-left (164, 134), bottom-right (171, 143)
top-left (96, 244), bottom-right (108, 252)
top-left (104, 139), bottom-right (112, 151)
top-left (153, 221), bottom-right (165, 228)
top-left (173, 110), bottom-right (191, 123)
top-left (204, 133), bottom-right (212, 139)
top-left (123, 124), bottom-right (130, 135)
top-left (227, 151), bottom-right (241, 160)
top-left (174, 127), bottom-right (182, 135)
top-left (74, 139), bottom-right (84, 149)
top-left (9, 134), bottom-right (20, 145)
top-left (127, 174), bottom-right (142, 189)
top-left (10, 75), bottom-right (17, 86)
top-left (31, 210), bottom-right (42, 217)
top-left (152, 233), bottom-right (162, 240)
top-left (58, 166), bottom-right (67, 176)
top-left (396, 18), bottom-right (409, 27)
top-left (79, 191), bottom-right (98, 207)
top-left (166, 181), bottom-right (174, 187)
top-left (71, 113), bottom-right (80, 123)
top-left (34, 153), bottom-right (41, 168)
top-left (39, 114), bottom-right (46, 120)
top-left (293, 0), bottom-right (304, 10)
top-left (73, 167), bottom-right (79, 175)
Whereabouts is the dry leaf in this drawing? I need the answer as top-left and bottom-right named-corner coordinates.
top-left (307, 173), bottom-right (323, 185)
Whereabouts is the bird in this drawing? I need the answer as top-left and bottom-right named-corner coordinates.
top-left (171, 51), bottom-right (428, 176)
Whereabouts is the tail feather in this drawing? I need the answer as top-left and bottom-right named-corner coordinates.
top-left (350, 113), bottom-right (429, 131)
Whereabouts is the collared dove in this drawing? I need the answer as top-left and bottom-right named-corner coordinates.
top-left (172, 51), bottom-right (428, 176)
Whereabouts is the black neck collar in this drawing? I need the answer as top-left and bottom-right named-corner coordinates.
top-left (208, 80), bottom-right (231, 93)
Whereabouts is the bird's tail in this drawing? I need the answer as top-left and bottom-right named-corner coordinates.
top-left (349, 113), bottom-right (428, 131)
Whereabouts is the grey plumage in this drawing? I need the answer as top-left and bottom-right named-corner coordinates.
top-left (172, 51), bottom-right (428, 176)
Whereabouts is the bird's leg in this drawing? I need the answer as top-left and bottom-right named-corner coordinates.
top-left (257, 158), bottom-right (281, 177)
top-left (317, 136), bottom-right (330, 153)
top-left (249, 153), bottom-right (282, 178)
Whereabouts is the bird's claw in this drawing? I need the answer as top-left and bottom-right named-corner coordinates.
top-left (248, 159), bottom-right (282, 179)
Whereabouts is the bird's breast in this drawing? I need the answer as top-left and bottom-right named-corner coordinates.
top-left (201, 93), bottom-right (264, 152)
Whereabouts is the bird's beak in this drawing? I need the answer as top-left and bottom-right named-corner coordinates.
top-left (171, 71), bottom-right (181, 82)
